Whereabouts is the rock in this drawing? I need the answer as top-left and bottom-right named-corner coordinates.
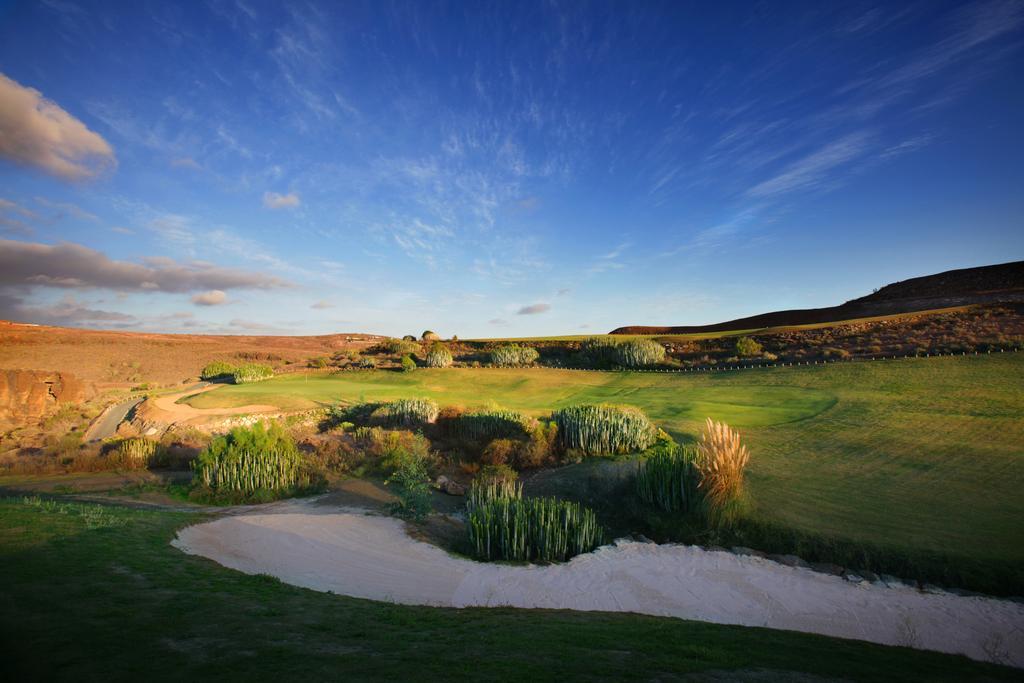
top-left (632, 534), bottom-right (655, 544)
top-left (880, 573), bottom-right (905, 588)
top-left (809, 562), bottom-right (845, 576)
top-left (843, 572), bottom-right (865, 583)
top-left (0, 369), bottom-right (90, 428)
top-left (731, 546), bottom-right (767, 558)
top-left (769, 554), bottom-right (810, 569)
top-left (859, 570), bottom-right (879, 583)
top-left (434, 476), bottom-right (466, 496)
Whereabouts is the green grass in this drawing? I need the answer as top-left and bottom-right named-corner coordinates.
top-left (186, 355), bottom-right (1024, 566)
top-left (0, 497), bottom-right (1017, 682)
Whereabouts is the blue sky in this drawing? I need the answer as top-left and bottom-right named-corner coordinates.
top-left (0, 0), bottom-right (1022, 337)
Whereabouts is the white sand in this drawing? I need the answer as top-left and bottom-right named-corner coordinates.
top-left (172, 500), bottom-right (1024, 668)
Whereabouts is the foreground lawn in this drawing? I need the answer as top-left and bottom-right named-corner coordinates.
top-left (0, 498), bottom-right (1017, 682)
top-left (187, 355), bottom-right (1024, 567)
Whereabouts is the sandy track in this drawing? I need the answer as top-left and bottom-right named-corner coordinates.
top-left (145, 384), bottom-right (279, 424)
top-left (172, 501), bottom-right (1024, 667)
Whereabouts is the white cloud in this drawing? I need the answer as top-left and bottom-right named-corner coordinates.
top-left (310, 300), bottom-right (334, 309)
top-left (0, 73), bottom-right (116, 181)
top-left (191, 290), bottom-right (228, 306)
top-left (263, 191), bottom-right (301, 209)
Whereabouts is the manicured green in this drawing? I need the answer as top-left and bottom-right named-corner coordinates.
top-left (186, 355), bottom-right (1024, 564)
top-left (0, 497), bottom-right (1017, 681)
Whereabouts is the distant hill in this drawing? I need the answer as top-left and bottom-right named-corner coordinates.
top-left (610, 261), bottom-right (1024, 335)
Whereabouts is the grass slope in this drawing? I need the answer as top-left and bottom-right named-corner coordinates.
top-left (0, 497), bottom-right (1018, 682)
top-left (187, 355), bottom-right (1024, 565)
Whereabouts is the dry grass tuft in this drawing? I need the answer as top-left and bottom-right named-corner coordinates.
top-left (695, 418), bottom-right (750, 525)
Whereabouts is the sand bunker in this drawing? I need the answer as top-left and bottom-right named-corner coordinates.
top-left (172, 500), bottom-right (1024, 668)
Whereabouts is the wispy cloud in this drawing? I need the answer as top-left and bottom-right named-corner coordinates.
top-left (263, 191), bottom-right (301, 209)
top-left (746, 132), bottom-right (873, 199)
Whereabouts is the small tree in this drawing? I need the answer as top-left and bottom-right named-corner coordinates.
top-left (401, 354), bottom-right (417, 372)
top-left (422, 330), bottom-right (440, 341)
top-left (735, 336), bottom-right (763, 357)
top-left (425, 343), bottom-right (453, 368)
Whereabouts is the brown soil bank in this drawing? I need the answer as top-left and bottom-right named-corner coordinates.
top-left (612, 261), bottom-right (1024, 335)
top-left (0, 369), bottom-right (91, 429)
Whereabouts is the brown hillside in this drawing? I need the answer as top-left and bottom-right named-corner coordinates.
top-left (0, 322), bottom-right (385, 386)
top-left (611, 261), bottom-right (1024, 335)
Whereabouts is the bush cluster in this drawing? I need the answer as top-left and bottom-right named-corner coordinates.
top-left (466, 477), bottom-right (603, 562)
top-left (577, 337), bottom-right (666, 368)
top-left (191, 422), bottom-right (316, 502)
top-left (231, 363), bottom-right (274, 384)
top-left (370, 398), bottom-right (440, 427)
top-left (424, 343), bottom-right (453, 368)
top-left (553, 403), bottom-right (657, 456)
top-left (490, 344), bottom-right (540, 367)
top-left (200, 360), bottom-right (236, 380)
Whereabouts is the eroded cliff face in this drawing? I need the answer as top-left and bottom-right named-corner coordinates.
top-left (0, 370), bottom-right (89, 427)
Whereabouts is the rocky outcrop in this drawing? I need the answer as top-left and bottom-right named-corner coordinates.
top-left (0, 369), bottom-right (89, 427)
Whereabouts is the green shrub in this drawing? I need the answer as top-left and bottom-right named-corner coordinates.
top-left (636, 443), bottom-right (699, 512)
top-left (192, 422), bottom-right (309, 497)
top-left (735, 336), bottom-right (763, 357)
top-left (400, 354), bottom-right (417, 372)
top-left (444, 409), bottom-right (532, 443)
top-left (402, 334), bottom-right (417, 342)
top-left (553, 403), bottom-right (657, 456)
top-left (467, 495), bottom-right (603, 563)
top-left (386, 455), bottom-right (432, 520)
top-left (307, 356), bottom-right (329, 368)
top-left (614, 339), bottom-right (665, 367)
top-left (352, 426), bottom-right (433, 474)
top-left (424, 343), bottom-right (453, 368)
top-left (490, 344), bottom-right (540, 367)
top-left (231, 363), bottom-right (273, 384)
top-left (378, 338), bottom-right (419, 356)
top-left (371, 398), bottom-right (439, 427)
top-left (358, 357), bottom-right (377, 369)
top-left (200, 360), bottom-right (236, 380)
top-left (578, 337), bottom-right (620, 368)
top-left (422, 330), bottom-right (440, 341)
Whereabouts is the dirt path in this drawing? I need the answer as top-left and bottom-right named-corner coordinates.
top-left (143, 384), bottom-right (280, 425)
top-left (172, 500), bottom-right (1024, 668)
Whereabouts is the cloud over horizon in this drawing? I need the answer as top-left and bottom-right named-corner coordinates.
top-left (0, 73), bottom-right (116, 181)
